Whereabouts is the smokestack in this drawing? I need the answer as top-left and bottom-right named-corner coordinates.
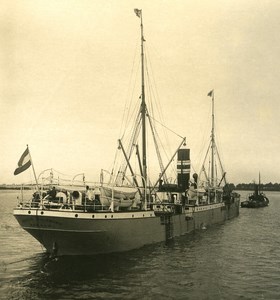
top-left (193, 173), bottom-right (198, 189)
top-left (177, 148), bottom-right (190, 192)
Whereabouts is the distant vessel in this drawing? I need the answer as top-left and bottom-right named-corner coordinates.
top-left (241, 174), bottom-right (269, 208)
top-left (13, 9), bottom-right (240, 257)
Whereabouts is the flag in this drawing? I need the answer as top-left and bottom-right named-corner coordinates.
top-left (207, 90), bottom-right (214, 97)
top-left (134, 8), bottom-right (141, 18)
top-left (14, 147), bottom-right (31, 175)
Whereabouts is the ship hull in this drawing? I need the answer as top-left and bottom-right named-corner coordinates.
top-left (13, 199), bottom-right (239, 256)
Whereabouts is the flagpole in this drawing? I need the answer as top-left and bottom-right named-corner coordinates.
top-left (27, 145), bottom-right (40, 193)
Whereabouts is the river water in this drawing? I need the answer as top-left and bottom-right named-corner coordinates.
top-left (0, 190), bottom-right (280, 299)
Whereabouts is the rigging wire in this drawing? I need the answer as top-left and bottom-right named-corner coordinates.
top-left (145, 45), bottom-right (175, 160)
top-left (147, 114), bottom-right (184, 139)
top-left (195, 103), bottom-right (212, 172)
top-left (145, 43), bottom-right (186, 181)
top-left (112, 30), bottom-right (186, 185)
top-left (119, 40), bottom-right (140, 140)
top-left (146, 43), bottom-right (170, 125)
top-left (117, 112), bottom-right (142, 184)
top-left (144, 45), bottom-right (184, 182)
top-left (147, 114), bottom-right (168, 183)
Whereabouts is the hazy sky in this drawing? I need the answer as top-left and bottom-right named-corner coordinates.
top-left (1, 0), bottom-right (280, 185)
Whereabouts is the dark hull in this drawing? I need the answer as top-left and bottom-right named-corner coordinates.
top-left (241, 194), bottom-right (269, 208)
top-left (241, 201), bottom-right (269, 208)
top-left (14, 200), bottom-right (239, 256)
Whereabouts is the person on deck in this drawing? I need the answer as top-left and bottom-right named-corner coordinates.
top-left (49, 186), bottom-right (57, 200)
top-left (85, 186), bottom-right (95, 202)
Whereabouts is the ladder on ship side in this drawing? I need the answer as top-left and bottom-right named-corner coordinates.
top-left (160, 214), bottom-right (174, 240)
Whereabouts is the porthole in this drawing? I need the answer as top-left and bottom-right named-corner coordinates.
top-left (75, 214), bottom-right (78, 218)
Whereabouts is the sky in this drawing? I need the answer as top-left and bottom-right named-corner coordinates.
top-left (1, 0), bottom-right (280, 185)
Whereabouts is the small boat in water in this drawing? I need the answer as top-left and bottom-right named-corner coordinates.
top-left (241, 176), bottom-right (269, 208)
top-left (13, 9), bottom-right (240, 257)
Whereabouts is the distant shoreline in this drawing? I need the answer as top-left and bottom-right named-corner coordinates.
top-left (1, 185), bottom-right (280, 192)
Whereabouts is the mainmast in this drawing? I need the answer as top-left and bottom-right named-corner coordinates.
top-left (208, 90), bottom-right (215, 187)
top-left (207, 89), bottom-right (227, 188)
top-left (135, 8), bottom-right (147, 184)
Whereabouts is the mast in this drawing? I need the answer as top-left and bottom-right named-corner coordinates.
top-left (135, 8), bottom-right (147, 184)
top-left (207, 89), bottom-right (227, 188)
top-left (208, 90), bottom-right (215, 187)
top-left (211, 94), bottom-right (215, 186)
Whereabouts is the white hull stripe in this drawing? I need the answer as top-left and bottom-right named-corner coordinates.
top-left (14, 209), bottom-right (156, 219)
top-left (23, 227), bottom-right (105, 233)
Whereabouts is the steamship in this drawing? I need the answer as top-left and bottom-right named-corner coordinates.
top-left (13, 10), bottom-right (240, 257)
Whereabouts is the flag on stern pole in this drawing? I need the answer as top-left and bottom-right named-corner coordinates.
top-left (134, 8), bottom-right (141, 18)
top-left (207, 89), bottom-right (214, 97)
top-left (14, 147), bottom-right (31, 175)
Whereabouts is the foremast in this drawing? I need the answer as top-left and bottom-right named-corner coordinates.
top-left (135, 8), bottom-right (147, 187)
top-left (116, 10), bottom-right (187, 199)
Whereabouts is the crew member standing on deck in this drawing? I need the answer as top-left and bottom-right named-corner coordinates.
top-left (49, 186), bottom-right (57, 200)
top-left (85, 185), bottom-right (94, 203)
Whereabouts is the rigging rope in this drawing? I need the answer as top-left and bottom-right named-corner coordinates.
top-left (119, 41), bottom-right (140, 140)
top-left (147, 113), bottom-right (168, 183)
top-left (145, 45), bottom-right (175, 161)
top-left (147, 115), bottom-right (184, 139)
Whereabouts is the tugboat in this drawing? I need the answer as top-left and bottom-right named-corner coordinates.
top-left (13, 9), bottom-right (240, 257)
top-left (241, 174), bottom-right (269, 208)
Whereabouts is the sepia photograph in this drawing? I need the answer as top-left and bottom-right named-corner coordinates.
top-left (1, 1), bottom-right (279, 299)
